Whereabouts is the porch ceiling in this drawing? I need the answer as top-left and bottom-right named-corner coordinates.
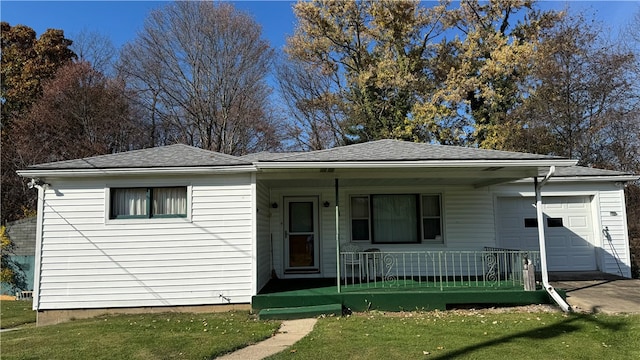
top-left (258, 166), bottom-right (541, 188)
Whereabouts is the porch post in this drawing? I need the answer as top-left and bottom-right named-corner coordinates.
top-left (335, 178), bottom-right (341, 293)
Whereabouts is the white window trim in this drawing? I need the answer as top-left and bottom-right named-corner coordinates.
top-left (104, 184), bottom-right (193, 224)
top-left (347, 192), bottom-right (445, 245)
top-left (421, 193), bottom-right (444, 244)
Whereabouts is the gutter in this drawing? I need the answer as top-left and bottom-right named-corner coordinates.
top-left (512, 175), bottom-right (640, 183)
top-left (535, 166), bottom-right (572, 312)
top-left (254, 159), bottom-right (578, 169)
top-left (16, 165), bottom-right (257, 178)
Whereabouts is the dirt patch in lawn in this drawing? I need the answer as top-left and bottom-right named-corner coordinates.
top-left (355, 304), bottom-right (561, 318)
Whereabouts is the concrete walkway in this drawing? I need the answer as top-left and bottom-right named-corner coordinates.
top-left (217, 318), bottom-right (317, 360)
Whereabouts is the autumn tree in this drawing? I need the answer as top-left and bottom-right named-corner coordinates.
top-left (411, 0), bottom-right (562, 147)
top-left (284, 0), bottom-right (446, 144)
top-left (1, 22), bottom-right (76, 125)
top-left (117, 1), bottom-right (281, 155)
top-left (284, 0), bottom-right (562, 147)
top-left (13, 62), bottom-right (142, 163)
top-left (513, 14), bottom-right (640, 169)
top-left (1, 23), bottom-right (76, 223)
top-left (5, 62), bottom-right (142, 221)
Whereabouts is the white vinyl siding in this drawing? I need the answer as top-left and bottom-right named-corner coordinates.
top-left (598, 187), bottom-right (632, 277)
top-left (36, 174), bottom-right (255, 310)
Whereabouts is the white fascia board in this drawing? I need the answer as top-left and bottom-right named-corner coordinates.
top-left (254, 159), bottom-right (578, 170)
top-left (510, 175), bottom-right (640, 183)
top-left (16, 165), bottom-right (257, 178)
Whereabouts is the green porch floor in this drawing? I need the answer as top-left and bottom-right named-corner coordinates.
top-left (252, 278), bottom-right (561, 313)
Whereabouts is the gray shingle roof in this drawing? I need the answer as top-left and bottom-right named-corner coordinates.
top-left (22, 140), bottom-right (638, 180)
top-left (28, 144), bottom-right (251, 169)
top-left (238, 151), bottom-right (304, 162)
top-left (258, 139), bottom-right (565, 162)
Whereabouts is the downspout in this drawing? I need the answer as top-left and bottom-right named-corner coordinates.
top-left (535, 166), bottom-right (572, 312)
top-left (335, 178), bottom-right (341, 293)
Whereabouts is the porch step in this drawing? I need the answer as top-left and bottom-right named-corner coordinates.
top-left (258, 303), bottom-right (342, 320)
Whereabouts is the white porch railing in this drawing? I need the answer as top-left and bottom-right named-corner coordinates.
top-left (340, 248), bottom-right (540, 291)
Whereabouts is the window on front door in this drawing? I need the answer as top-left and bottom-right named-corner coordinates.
top-left (284, 197), bottom-right (319, 270)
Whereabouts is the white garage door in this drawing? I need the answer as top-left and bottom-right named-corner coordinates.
top-left (496, 196), bottom-right (596, 271)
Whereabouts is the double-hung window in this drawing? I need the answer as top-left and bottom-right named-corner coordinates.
top-left (350, 194), bottom-right (443, 244)
top-left (110, 187), bottom-right (187, 219)
top-left (421, 195), bottom-right (442, 242)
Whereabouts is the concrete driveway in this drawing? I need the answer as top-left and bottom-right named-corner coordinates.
top-left (550, 273), bottom-right (640, 314)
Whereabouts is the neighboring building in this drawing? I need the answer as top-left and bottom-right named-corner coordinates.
top-left (1, 217), bottom-right (37, 295)
top-left (17, 140), bottom-right (638, 322)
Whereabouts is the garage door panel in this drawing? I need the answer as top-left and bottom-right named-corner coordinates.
top-left (497, 196), bottom-right (596, 271)
top-left (546, 235), bottom-right (569, 249)
top-left (548, 254), bottom-right (570, 270)
top-left (544, 203), bottom-right (563, 210)
top-left (568, 216), bottom-right (588, 228)
top-left (522, 235), bottom-right (539, 249)
top-left (571, 254), bottom-right (597, 270)
top-left (500, 215), bottom-right (522, 230)
top-left (567, 202), bottom-right (587, 210)
top-left (570, 235), bottom-right (592, 248)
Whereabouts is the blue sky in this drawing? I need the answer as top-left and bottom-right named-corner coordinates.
top-left (1, 1), bottom-right (298, 50)
top-left (1, 1), bottom-right (638, 52)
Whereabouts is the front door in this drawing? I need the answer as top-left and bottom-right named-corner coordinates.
top-left (284, 197), bottom-right (319, 272)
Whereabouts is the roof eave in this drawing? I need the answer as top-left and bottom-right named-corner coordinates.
top-left (254, 159), bottom-right (578, 169)
top-left (17, 165), bottom-right (257, 178)
top-left (512, 175), bottom-right (640, 183)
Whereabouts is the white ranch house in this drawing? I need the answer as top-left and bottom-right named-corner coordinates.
top-left (18, 140), bottom-right (638, 322)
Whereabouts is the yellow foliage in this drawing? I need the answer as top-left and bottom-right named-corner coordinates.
top-left (22, 207), bottom-right (37, 218)
top-left (1, 225), bottom-right (15, 283)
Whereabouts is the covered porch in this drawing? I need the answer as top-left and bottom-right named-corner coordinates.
top-left (251, 141), bottom-right (575, 315)
top-left (255, 165), bottom-right (552, 281)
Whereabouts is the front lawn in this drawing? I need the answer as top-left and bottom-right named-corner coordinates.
top-left (0, 300), bottom-right (36, 329)
top-left (268, 310), bottom-right (640, 360)
top-left (1, 311), bottom-right (280, 360)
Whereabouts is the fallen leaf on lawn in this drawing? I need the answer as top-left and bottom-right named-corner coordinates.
top-left (290, 349), bottom-right (297, 353)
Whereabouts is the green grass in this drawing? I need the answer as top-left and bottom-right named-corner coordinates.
top-left (268, 310), bottom-right (640, 360)
top-left (1, 311), bottom-right (280, 360)
top-left (0, 300), bottom-right (36, 329)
